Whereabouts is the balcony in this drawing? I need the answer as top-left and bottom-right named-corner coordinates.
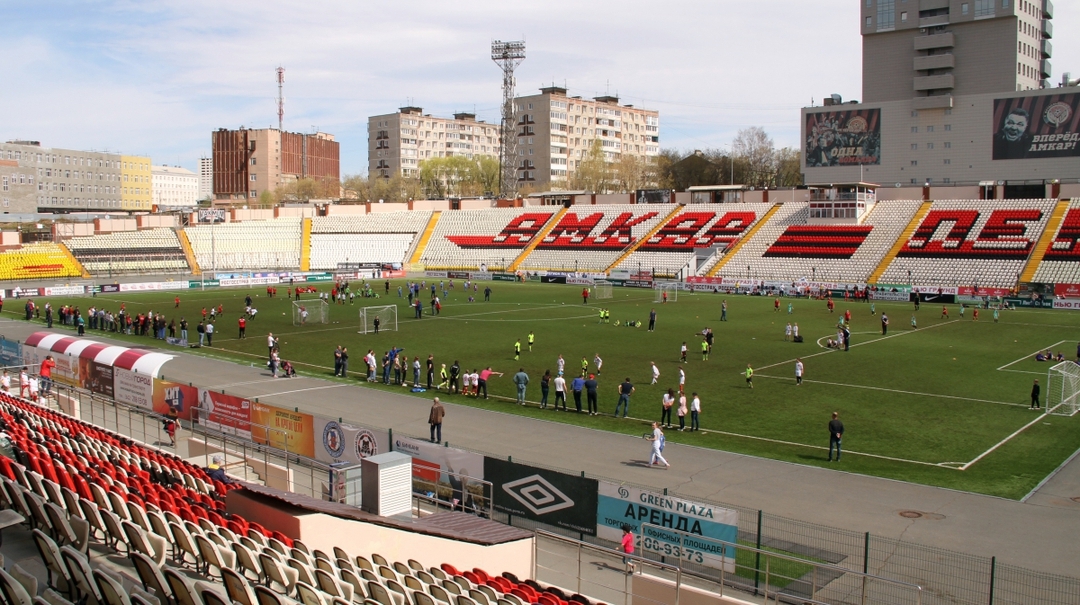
top-left (1043, 19), bottom-right (1052, 39)
top-left (919, 14), bottom-right (950, 27)
top-left (914, 54), bottom-right (955, 71)
top-left (913, 74), bottom-right (955, 91)
top-left (914, 33), bottom-right (954, 51)
top-left (1041, 60), bottom-right (1052, 79)
top-left (1042, 39), bottom-right (1052, 58)
top-left (1044, 0), bottom-right (1053, 19)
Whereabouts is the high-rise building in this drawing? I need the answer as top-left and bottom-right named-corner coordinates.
top-left (121, 155), bottom-right (152, 211)
top-left (198, 157), bottom-right (213, 201)
top-left (152, 165), bottom-right (199, 209)
top-left (211, 128), bottom-right (340, 201)
top-left (511, 87), bottom-right (659, 190)
top-left (861, 0), bottom-right (1054, 109)
top-left (802, 0), bottom-right (1076, 190)
top-left (0, 140), bottom-right (123, 214)
top-left (368, 108), bottom-right (500, 179)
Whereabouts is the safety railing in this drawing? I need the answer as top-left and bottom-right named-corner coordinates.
top-left (410, 468), bottom-right (494, 519)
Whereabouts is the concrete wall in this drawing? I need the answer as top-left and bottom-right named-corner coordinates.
top-left (52, 223), bottom-right (95, 238)
top-left (231, 209), bottom-right (275, 221)
top-left (136, 215), bottom-right (179, 228)
top-left (94, 218), bottom-right (137, 233)
top-left (274, 206), bottom-right (316, 218)
top-left (593, 194), bottom-right (631, 205)
top-left (410, 200), bottom-right (450, 211)
top-left (367, 202), bottom-right (410, 214)
top-left (458, 199), bottom-right (496, 210)
top-left (325, 204), bottom-right (368, 216)
top-left (226, 489), bottom-right (534, 580)
top-left (1060, 184), bottom-right (1080, 198)
top-left (0, 232), bottom-right (20, 246)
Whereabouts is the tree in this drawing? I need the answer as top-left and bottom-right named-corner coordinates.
top-left (612, 154), bottom-right (655, 193)
top-left (732, 127), bottom-right (777, 188)
top-left (774, 148), bottom-right (803, 187)
top-left (569, 140), bottom-right (612, 193)
top-left (272, 177), bottom-right (340, 203)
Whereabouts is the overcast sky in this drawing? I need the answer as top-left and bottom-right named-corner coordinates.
top-left (2, 0), bottom-right (1077, 175)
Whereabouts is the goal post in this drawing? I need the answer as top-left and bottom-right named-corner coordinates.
top-left (1047, 361), bottom-right (1080, 416)
top-left (593, 280), bottom-right (613, 300)
top-left (292, 300), bottom-right (328, 326)
top-left (654, 282), bottom-right (679, 303)
top-left (359, 305), bottom-right (398, 335)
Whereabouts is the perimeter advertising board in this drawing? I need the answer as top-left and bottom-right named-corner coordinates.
top-left (805, 108), bottom-right (882, 167)
top-left (597, 482), bottom-right (737, 572)
top-left (313, 417), bottom-right (386, 465)
top-left (250, 402), bottom-right (315, 457)
top-left (992, 93), bottom-right (1080, 160)
top-left (485, 457), bottom-right (598, 535)
top-left (395, 437), bottom-right (486, 511)
top-left (152, 379), bottom-right (198, 421)
top-left (195, 389), bottom-right (252, 440)
top-left (114, 368), bottom-right (153, 409)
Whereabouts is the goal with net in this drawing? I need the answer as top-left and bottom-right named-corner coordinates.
top-left (654, 282), bottom-right (679, 303)
top-left (359, 305), bottom-right (398, 335)
top-left (1047, 361), bottom-right (1080, 416)
top-left (292, 300), bottom-right (329, 326)
top-left (593, 280), bottom-right (613, 300)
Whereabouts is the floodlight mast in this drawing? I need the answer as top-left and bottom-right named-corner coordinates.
top-left (492, 40), bottom-right (525, 199)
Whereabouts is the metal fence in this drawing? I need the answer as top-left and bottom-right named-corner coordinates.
top-left (42, 382), bottom-right (1080, 605)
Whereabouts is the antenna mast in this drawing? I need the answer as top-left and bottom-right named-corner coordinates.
top-left (276, 66), bottom-right (285, 131)
top-left (491, 40), bottom-right (525, 198)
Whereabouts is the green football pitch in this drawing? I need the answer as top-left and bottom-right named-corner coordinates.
top-left (10, 280), bottom-right (1080, 500)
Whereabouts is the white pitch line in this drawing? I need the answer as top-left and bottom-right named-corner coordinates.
top-left (960, 411), bottom-right (1049, 470)
top-left (754, 374), bottom-right (1028, 408)
top-left (996, 340), bottom-right (1067, 372)
top-left (253, 384), bottom-right (352, 398)
top-left (754, 319), bottom-right (960, 373)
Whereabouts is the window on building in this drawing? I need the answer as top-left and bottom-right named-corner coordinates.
top-left (911, 160), bottom-right (918, 166)
top-left (911, 126), bottom-right (918, 133)
top-left (927, 125), bottom-right (935, 132)
top-left (927, 142), bottom-right (935, 149)
top-left (250, 175), bottom-right (257, 181)
top-left (901, 11), bottom-right (908, 21)
top-left (911, 143), bottom-right (918, 150)
top-left (911, 110), bottom-right (918, 117)
top-left (866, 16), bottom-right (872, 27)
top-left (962, 2), bottom-right (969, 13)
top-left (944, 142), bottom-right (952, 148)
top-left (251, 158), bottom-right (257, 165)
top-left (944, 159), bottom-right (951, 164)
top-left (250, 191), bottom-right (256, 198)
top-left (944, 124), bottom-right (952, 131)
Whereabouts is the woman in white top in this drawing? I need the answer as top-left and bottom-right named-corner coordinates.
top-left (677, 393), bottom-right (688, 431)
top-left (661, 389), bottom-right (675, 429)
top-left (648, 423), bottom-right (670, 468)
top-left (690, 393), bottom-right (701, 431)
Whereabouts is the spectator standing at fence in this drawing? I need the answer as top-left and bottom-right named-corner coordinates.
top-left (690, 392), bottom-right (701, 431)
top-left (429, 397), bottom-right (445, 444)
top-left (1, 371), bottom-right (9, 393)
top-left (621, 525), bottom-right (636, 574)
top-left (616, 377), bottom-right (634, 418)
top-left (478, 367), bottom-right (502, 398)
top-left (828, 412), bottom-right (844, 461)
top-left (427, 355), bottom-right (435, 389)
top-left (584, 373), bottom-right (598, 415)
top-left (205, 322), bottom-right (214, 346)
top-left (39, 356), bottom-right (55, 399)
top-left (412, 357), bottom-right (422, 387)
top-left (19, 368), bottom-right (29, 399)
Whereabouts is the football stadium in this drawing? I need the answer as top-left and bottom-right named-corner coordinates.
top-left (1, 1), bottom-right (1079, 605)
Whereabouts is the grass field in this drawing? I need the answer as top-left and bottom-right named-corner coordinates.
top-left (8, 280), bottom-right (1080, 500)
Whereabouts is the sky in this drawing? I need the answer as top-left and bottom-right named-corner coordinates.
top-left (1, 0), bottom-right (1077, 176)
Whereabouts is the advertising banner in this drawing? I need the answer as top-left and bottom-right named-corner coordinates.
top-left (313, 417), bottom-right (387, 465)
top-left (636, 189), bottom-right (673, 204)
top-left (78, 359), bottom-right (114, 398)
top-left (597, 482), bottom-right (737, 572)
top-left (566, 277), bottom-right (595, 286)
top-left (43, 286), bottom-right (87, 296)
top-left (394, 436), bottom-right (486, 510)
top-left (1052, 299), bottom-right (1080, 310)
top-left (869, 291), bottom-right (910, 302)
top-left (114, 368), bottom-right (154, 410)
top-left (198, 208), bottom-right (226, 223)
top-left (492, 273), bottom-right (518, 282)
top-left (0, 339), bottom-right (21, 367)
top-left (484, 457), bottom-right (597, 535)
top-left (196, 389), bottom-right (252, 440)
top-left (992, 93), bottom-right (1080, 160)
top-left (250, 402), bottom-right (315, 457)
top-left (1055, 284), bottom-right (1080, 298)
top-left (805, 108), bottom-right (881, 167)
top-left (152, 379), bottom-right (198, 421)
top-left (957, 286), bottom-right (1013, 297)
top-left (540, 275), bottom-right (567, 284)
top-left (447, 271), bottom-right (471, 280)
top-left (1005, 297), bottom-right (1053, 308)
top-left (424, 271), bottom-right (449, 279)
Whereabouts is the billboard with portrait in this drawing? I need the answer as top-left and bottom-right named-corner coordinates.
top-left (805, 108), bottom-right (881, 167)
top-left (992, 93), bottom-right (1080, 160)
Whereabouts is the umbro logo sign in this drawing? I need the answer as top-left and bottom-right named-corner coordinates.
top-left (502, 474), bottom-right (574, 516)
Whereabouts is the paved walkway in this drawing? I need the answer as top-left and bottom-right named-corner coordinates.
top-left (4, 320), bottom-right (1079, 578)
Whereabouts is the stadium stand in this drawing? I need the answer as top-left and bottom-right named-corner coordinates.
top-left (185, 219), bottom-right (302, 271)
top-left (64, 228), bottom-right (191, 275)
top-left (713, 200), bottom-right (923, 284)
top-left (0, 389), bottom-right (613, 605)
top-left (0, 243), bottom-right (86, 281)
top-left (517, 204), bottom-right (677, 272)
top-left (614, 204), bottom-right (765, 277)
top-left (420, 208), bottom-right (558, 271)
top-left (875, 199), bottom-right (1057, 288)
top-left (1030, 199), bottom-right (1080, 284)
top-left (309, 212), bottom-right (432, 270)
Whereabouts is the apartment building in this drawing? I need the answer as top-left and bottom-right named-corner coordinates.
top-left (802, 0), bottom-right (1076, 190)
top-left (511, 86), bottom-right (660, 190)
top-left (121, 155), bottom-right (152, 211)
top-left (0, 140), bottom-right (124, 214)
top-left (212, 128), bottom-right (340, 201)
top-left (198, 157), bottom-right (213, 201)
top-left (152, 165), bottom-right (199, 208)
top-left (368, 108), bottom-right (499, 178)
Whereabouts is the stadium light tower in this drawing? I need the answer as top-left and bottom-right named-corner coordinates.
top-left (492, 40), bottom-right (525, 198)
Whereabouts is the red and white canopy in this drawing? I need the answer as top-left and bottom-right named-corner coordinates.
top-left (24, 331), bottom-right (173, 377)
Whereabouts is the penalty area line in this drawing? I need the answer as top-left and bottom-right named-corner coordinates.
top-left (996, 340), bottom-right (1068, 372)
top-left (960, 411), bottom-right (1049, 471)
top-left (754, 374), bottom-right (1028, 409)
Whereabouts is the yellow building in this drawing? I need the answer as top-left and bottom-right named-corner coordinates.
top-left (121, 155), bottom-right (153, 211)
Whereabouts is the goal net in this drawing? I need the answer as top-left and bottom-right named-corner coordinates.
top-left (292, 300), bottom-right (329, 326)
top-left (654, 282), bottom-right (679, 303)
top-left (359, 305), bottom-right (398, 335)
top-left (594, 280), bottom-right (613, 300)
top-left (1047, 361), bottom-right (1080, 416)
